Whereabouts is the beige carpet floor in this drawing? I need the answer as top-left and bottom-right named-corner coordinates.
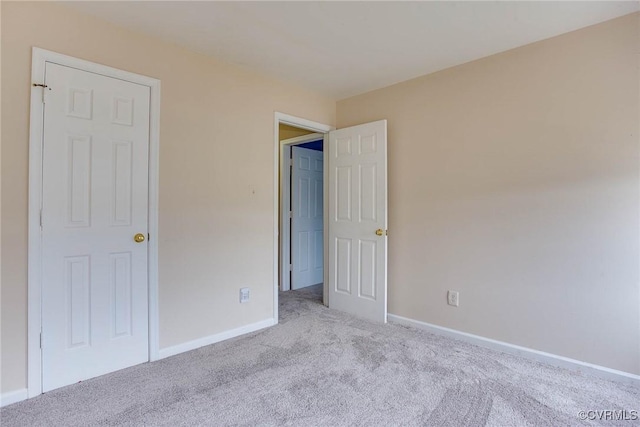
top-left (1, 284), bottom-right (638, 426)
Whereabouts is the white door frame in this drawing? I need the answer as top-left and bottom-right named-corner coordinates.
top-left (273, 113), bottom-right (333, 324)
top-left (280, 133), bottom-right (325, 292)
top-left (27, 47), bottom-right (161, 398)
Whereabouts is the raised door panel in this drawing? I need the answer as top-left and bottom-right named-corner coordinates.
top-left (111, 96), bottom-right (134, 126)
top-left (358, 240), bottom-right (376, 300)
top-left (110, 252), bottom-right (133, 338)
top-left (335, 166), bottom-right (352, 221)
top-left (335, 237), bottom-right (351, 294)
top-left (359, 164), bottom-right (377, 223)
top-left (67, 88), bottom-right (93, 120)
top-left (298, 176), bottom-right (311, 219)
top-left (112, 141), bottom-right (133, 226)
top-left (65, 255), bottom-right (91, 348)
top-left (66, 135), bottom-right (92, 227)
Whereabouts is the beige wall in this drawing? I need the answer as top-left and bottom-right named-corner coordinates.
top-left (279, 124), bottom-right (314, 141)
top-left (338, 13), bottom-right (640, 374)
top-left (2, 1), bottom-right (638, 397)
top-left (1, 1), bottom-right (335, 394)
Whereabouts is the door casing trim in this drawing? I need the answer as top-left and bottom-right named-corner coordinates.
top-left (27, 47), bottom-right (161, 398)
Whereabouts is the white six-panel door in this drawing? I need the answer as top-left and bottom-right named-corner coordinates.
top-left (328, 120), bottom-right (387, 323)
top-left (41, 62), bottom-right (150, 392)
top-left (291, 146), bottom-right (324, 289)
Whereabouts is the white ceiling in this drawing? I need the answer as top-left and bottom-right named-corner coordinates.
top-left (64, 1), bottom-right (639, 100)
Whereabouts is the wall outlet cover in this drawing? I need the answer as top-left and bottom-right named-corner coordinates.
top-left (447, 290), bottom-right (459, 307)
top-left (240, 287), bottom-right (250, 303)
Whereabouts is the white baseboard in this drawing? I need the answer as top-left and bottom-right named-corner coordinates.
top-left (388, 314), bottom-right (640, 387)
top-left (158, 318), bottom-right (276, 360)
top-left (1, 388), bottom-right (28, 408)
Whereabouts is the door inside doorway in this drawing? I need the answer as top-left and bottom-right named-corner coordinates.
top-left (279, 124), bottom-right (325, 294)
top-left (291, 142), bottom-right (324, 290)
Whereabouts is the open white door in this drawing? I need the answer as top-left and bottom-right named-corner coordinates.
top-left (328, 120), bottom-right (387, 323)
top-left (291, 146), bottom-right (324, 289)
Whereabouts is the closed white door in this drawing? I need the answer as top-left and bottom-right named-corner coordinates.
top-left (41, 62), bottom-right (151, 392)
top-left (328, 120), bottom-right (387, 323)
top-left (291, 146), bottom-right (324, 289)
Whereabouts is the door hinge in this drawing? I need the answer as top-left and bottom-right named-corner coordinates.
top-left (148, 233), bottom-right (150, 241)
top-left (39, 332), bottom-right (43, 349)
top-left (289, 211), bottom-right (293, 218)
top-left (39, 209), bottom-right (43, 228)
top-left (289, 264), bottom-right (292, 271)
top-left (33, 84), bottom-right (51, 104)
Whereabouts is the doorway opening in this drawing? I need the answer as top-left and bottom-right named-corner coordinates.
top-left (274, 114), bottom-right (333, 322)
top-left (273, 113), bottom-right (388, 325)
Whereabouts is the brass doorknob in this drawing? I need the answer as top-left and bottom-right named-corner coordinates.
top-left (134, 233), bottom-right (146, 243)
top-left (375, 229), bottom-right (385, 236)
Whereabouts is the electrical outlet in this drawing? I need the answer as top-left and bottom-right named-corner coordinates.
top-left (447, 290), bottom-right (459, 307)
top-left (240, 287), bottom-right (250, 303)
